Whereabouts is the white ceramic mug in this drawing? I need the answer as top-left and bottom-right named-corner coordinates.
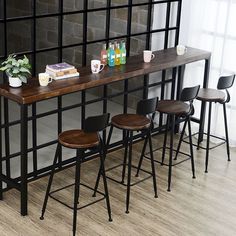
top-left (143, 50), bottom-right (155, 63)
top-left (176, 45), bottom-right (187, 56)
top-left (38, 73), bottom-right (52, 86)
top-left (91, 60), bottom-right (105, 74)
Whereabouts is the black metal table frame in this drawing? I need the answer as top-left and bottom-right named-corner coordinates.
top-left (0, 58), bottom-right (210, 216)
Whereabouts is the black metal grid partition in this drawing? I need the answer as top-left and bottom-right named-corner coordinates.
top-left (0, 0), bottom-right (182, 195)
top-left (0, 0), bottom-right (182, 72)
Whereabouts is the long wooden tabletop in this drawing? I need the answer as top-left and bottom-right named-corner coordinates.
top-left (0, 47), bottom-right (211, 105)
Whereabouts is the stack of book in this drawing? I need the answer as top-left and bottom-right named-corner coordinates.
top-left (46, 62), bottom-right (80, 80)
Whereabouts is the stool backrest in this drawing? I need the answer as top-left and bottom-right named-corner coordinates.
top-left (217, 75), bottom-right (235, 90)
top-left (180, 85), bottom-right (200, 102)
top-left (136, 97), bottom-right (158, 116)
top-left (84, 113), bottom-right (110, 133)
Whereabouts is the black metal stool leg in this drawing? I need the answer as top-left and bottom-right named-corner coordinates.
top-left (121, 130), bottom-right (129, 183)
top-left (167, 115), bottom-right (175, 192)
top-left (188, 117), bottom-right (195, 178)
top-left (148, 131), bottom-right (158, 198)
top-left (174, 119), bottom-right (188, 160)
top-left (126, 131), bottom-right (133, 214)
top-left (205, 102), bottom-right (212, 173)
top-left (223, 103), bottom-right (230, 161)
top-left (93, 125), bottom-right (113, 197)
top-left (162, 115), bottom-right (170, 165)
top-left (40, 143), bottom-right (60, 220)
top-left (135, 133), bottom-right (148, 177)
top-left (197, 101), bottom-right (206, 149)
top-left (106, 125), bottom-right (113, 147)
top-left (0, 97), bottom-right (2, 200)
top-left (99, 143), bottom-right (112, 222)
top-left (72, 149), bottom-right (82, 236)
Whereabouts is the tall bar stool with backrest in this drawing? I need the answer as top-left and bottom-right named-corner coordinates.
top-left (94, 97), bottom-right (158, 214)
top-left (146, 85), bottom-right (200, 191)
top-left (40, 114), bottom-right (112, 236)
top-left (196, 75), bottom-right (235, 173)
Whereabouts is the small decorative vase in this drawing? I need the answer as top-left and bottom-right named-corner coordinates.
top-left (8, 76), bottom-right (22, 87)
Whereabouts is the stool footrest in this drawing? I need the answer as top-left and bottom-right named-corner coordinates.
top-left (145, 147), bottom-right (191, 166)
top-left (105, 163), bottom-right (153, 187)
top-left (183, 132), bottom-right (226, 150)
top-left (49, 182), bottom-right (105, 210)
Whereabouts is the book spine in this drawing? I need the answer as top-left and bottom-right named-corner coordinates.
top-left (53, 72), bottom-right (80, 80)
top-left (46, 65), bottom-right (75, 72)
top-left (46, 68), bottom-right (78, 77)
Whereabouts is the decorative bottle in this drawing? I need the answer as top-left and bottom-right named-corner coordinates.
top-left (107, 42), bottom-right (112, 65)
top-left (108, 43), bottom-right (115, 67)
top-left (101, 43), bottom-right (107, 65)
top-left (120, 41), bottom-right (126, 65)
top-left (115, 42), bottom-right (121, 66)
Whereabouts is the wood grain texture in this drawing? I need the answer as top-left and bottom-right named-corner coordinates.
top-left (197, 88), bottom-right (225, 102)
top-left (0, 134), bottom-right (235, 236)
top-left (157, 100), bottom-right (190, 115)
top-left (59, 130), bottom-right (99, 149)
top-left (0, 47), bottom-right (211, 105)
top-left (111, 114), bottom-right (151, 130)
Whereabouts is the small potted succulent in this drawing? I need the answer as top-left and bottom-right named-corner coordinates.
top-left (0, 54), bottom-right (31, 87)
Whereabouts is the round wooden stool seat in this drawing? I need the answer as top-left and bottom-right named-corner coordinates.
top-left (197, 88), bottom-right (225, 102)
top-left (59, 129), bottom-right (99, 149)
top-left (111, 114), bottom-right (151, 131)
top-left (157, 100), bottom-right (190, 116)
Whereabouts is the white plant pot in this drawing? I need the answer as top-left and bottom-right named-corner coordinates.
top-left (8, 76), bottom-right (22, 88)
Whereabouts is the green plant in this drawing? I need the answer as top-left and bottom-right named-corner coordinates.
top-left (0, 54), bottom-right (31, 83)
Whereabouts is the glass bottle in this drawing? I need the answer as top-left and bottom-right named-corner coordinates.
top-left (107, 42), bottom-right (112, 65)
top-left (120, 41), bottom-right (126, 65)
top-left (115, 42), bottom-right (121, 66)
top-left (101, 43), bottom-right (107, 65)
top-left (108, 43), bottom-right (115, 67)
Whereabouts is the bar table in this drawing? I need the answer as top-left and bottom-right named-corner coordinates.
top-left (0, 47), bottom-right (211, 215)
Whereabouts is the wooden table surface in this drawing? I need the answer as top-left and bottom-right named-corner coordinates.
top-left (0, 47), bottom-right (211, 105)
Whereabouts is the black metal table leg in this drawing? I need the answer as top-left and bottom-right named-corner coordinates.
top-left (20, 104), bottom-right (28, 216)
top-left (175, 65), bottom-right (185, 133)
top-left (198, 58), bottom-right (211, 143)
top-left (4, 98), bottom-right (11, 188)
top-left (57, 96), bottom-right (62, 167)
top-left (81, 90), bottom-right (86, 129)
top-left (0, 96), bottom-right (2, 200)
top-left (171, 67), bottom-right (177, 100)
top-left (176, 65), bottom-right (186, 100)
top-left (143, 74), bottom-right (149, 100)
top-left (32, 102), bottom-right (38, 177)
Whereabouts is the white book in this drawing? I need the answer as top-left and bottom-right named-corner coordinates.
top-left (46, 71), bottom-right (80, 80)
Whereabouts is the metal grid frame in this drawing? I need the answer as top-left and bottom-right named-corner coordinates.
top-left (0, 0), bottom-right (183, 195)
top-left (0, 0), bottom-right (182, 69)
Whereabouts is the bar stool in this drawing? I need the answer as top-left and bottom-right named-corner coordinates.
top-left (93, 97), bottom-right (158, 214)
top-left (40, 114), bottom-right (112, 236)
top-left (138, 86), bottom-right (200, 192)
top-left (196, 75), bottom-right (235, 173)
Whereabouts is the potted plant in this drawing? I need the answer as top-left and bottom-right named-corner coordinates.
top-left (0, 54), bottom-right (31, 87)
